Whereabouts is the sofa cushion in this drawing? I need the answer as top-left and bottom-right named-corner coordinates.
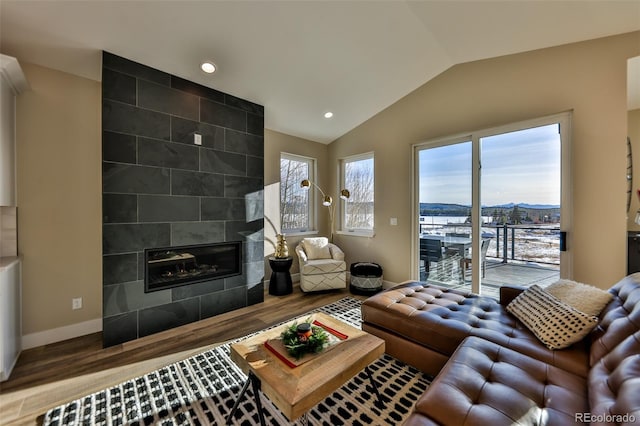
top-left (545, 279), bottom-right (612, 316)
top-left (301, 237), bottom-right (331, 259)
top-left (506, 285), bottom-right (599, 350)
top-left (407, 336), bottom-right (589, 425)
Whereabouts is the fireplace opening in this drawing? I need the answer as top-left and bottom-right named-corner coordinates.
top-left (144, 241), bottom-right (242, 292)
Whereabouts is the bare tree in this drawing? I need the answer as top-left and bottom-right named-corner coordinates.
top-left (344, 158), bottom-right (374, 229)
top-left (280, 158), bottom-right (309, 231)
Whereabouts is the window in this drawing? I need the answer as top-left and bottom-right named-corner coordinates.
top-left (280, 153), bottom-right (315, 233)
top-left (341, 153), bottom-right (374, 234)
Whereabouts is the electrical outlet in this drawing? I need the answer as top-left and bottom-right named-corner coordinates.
top-left (390, 217), bottom-right (398, 226)
top-left (72, 297), bottom-right (83, 310)
top-left (194, 133), bottom-right (202, 145)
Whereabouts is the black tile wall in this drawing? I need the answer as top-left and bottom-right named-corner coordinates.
top-left (170, 222), bottom-right (225, 246)
top-left (171, 170), bottom-right (224, 197)
top-left (137, 137), bottom-right (199, 170)
top-left (102, 51), bottom-right (264, 347)
top-left (102, 131), bottom-right (136, 164)
top-left (103, 163), bottom-right (170, 194)
top-left (103, 223), bottom-right (171, 254)
top-left (103, 99), bottom-right (171, 140)
top-left (137, 80), bottom-right (200, 121)
top-left (102, 194), bottom-right (137, 223)
top-left (137, 195), bottom-right (200, 223)
top-left (103, 253), bottom-right (138, 285)
top-left (138, 298), bottom-right (201, 338)
top-left (200, 98), bottom-right (247, 131)
top-left (200, 149), bottom-right (247, 176)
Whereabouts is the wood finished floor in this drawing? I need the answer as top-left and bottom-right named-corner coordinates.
top-left (0, 286), bottom-right (365, 426)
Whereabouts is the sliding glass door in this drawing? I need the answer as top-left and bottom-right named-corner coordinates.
top-left (417, 140), bottom-right (472, 290)
top-left (414, 113), bottom-right (571, 296)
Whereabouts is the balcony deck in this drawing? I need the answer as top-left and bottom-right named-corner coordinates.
top-left (423, 258), bottom-right (560, 299)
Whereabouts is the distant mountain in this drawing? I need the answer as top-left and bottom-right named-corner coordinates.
top-left (419, 203), bottom-right (470, 216)
top-left (491, 203), bottom-right (560, 209)
top-left (420, 203), bottom-right (560, 216)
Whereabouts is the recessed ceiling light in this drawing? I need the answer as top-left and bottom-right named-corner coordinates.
top-left (324, 112), bottom-right (333, 119)
top-left (200, 61), bottom-right (216, 74)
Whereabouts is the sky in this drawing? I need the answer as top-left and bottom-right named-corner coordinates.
top-left (419, 123), bottom-right (561, 206)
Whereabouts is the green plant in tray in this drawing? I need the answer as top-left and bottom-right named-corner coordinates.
top-left (281, 317), bottom-right (329, 359)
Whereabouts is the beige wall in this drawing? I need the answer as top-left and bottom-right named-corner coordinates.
top-left (264, 129), bottom-right (329, 276)
top-left (628, 109), bottom-right (640, 230)
top-left (329, 31), bottom-right (640, 289)
top-left (16, 63), bottom-right (102, 335)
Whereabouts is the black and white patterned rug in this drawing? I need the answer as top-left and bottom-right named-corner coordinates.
top-left (43, 297), bottom-right (430, 425)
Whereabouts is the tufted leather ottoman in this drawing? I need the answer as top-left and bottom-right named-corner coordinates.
top-left (361, 281), bottom-right (588, 376)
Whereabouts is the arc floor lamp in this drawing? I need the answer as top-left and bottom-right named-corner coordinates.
top-left (300, 179), bottom-right (350, 243)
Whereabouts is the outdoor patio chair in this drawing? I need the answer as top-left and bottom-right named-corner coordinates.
top-left (462, 238), bottom-right (491, 277)
top-left (420, 238), bottom-right (443, 272)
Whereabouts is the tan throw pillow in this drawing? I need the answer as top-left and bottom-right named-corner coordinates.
top-left (506, 285), bottom-right (598, 350)
top-left (302, 237), bottom-right (331, 260)
top-left (545, 279), bottom-right (612, 317)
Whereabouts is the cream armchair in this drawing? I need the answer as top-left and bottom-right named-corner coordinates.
top-left (295, 237), bottom-right (347, 292)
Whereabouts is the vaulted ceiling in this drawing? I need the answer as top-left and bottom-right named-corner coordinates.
top-left (1, 1), bottom-right (639, 143)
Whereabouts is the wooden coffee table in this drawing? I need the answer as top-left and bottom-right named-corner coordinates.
top-left (225, 312), bottom-right (385, 424)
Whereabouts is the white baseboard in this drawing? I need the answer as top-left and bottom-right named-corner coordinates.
top-left (22, 318), bottom-right (102, 350)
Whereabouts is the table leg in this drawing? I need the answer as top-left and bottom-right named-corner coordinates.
top-left (226, 372), bottom-right (266, 426)
top-left (365, 366), bottom-right (384, 407)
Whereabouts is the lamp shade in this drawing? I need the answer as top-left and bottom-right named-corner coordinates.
top-left (323, 195), bottom-right (333, 206)
top-left (340, 189), bottom-right (350, 200)
top-left (300, 179), bottom-right (311, 189)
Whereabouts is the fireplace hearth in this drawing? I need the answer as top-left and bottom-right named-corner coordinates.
top-left (145, 242), bottom-right (242, 292)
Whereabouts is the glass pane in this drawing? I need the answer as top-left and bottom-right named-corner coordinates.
top-left (418, 142), bottom-right (471, 289)
top-left (280, 157), bottom-right (310, 231)
top-left (344, 157), bottom-right (374, 230)
top-left (479, 124), bottom-right (561, 297)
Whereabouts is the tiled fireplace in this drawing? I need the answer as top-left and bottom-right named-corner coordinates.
top-left (101, 52), bottom-right (264, 347)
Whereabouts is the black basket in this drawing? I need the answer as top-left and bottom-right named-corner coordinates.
top-left (350, 262), bottom-right (383, 295)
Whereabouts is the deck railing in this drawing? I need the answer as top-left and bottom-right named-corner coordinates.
top-left (419, 222), bottom-right (560, 266)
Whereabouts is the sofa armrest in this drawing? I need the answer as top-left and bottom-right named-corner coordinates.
top-left (328, 243), bottom-right (345, 261)
top-left (499, 285), bottom-right (527, 306)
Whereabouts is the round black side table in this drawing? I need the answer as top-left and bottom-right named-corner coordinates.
top-left (268, 256), bottom-right (293, 296)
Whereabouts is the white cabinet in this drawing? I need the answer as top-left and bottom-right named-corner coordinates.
top-left (0, 55), bottom-right (26, 381)
top-left (0, 258), bottom-right (21, 381)
top-left (0, 54), bottom-right (28, 206)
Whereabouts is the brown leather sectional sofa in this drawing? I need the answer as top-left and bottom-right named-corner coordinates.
top-left (361, 274), bottom-right (640, 425)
